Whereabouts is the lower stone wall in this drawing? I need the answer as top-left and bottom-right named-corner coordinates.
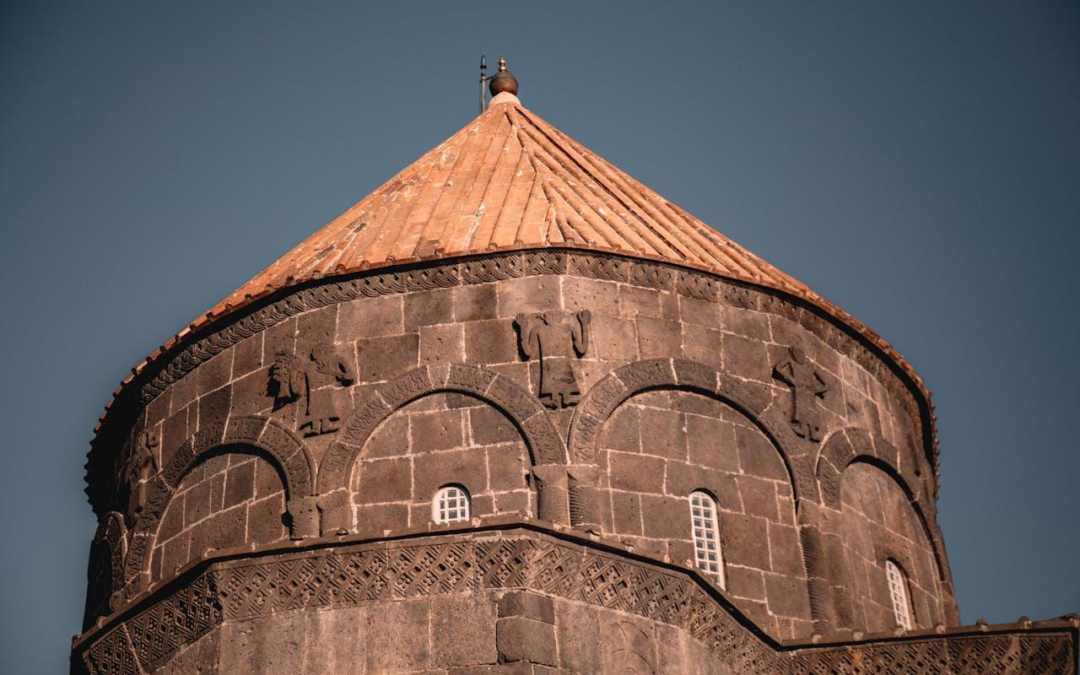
top-left (74, 526), bottom-right (1076, 675)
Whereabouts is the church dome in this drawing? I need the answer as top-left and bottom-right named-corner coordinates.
top-left (89, 83), bottom-right (936, 493)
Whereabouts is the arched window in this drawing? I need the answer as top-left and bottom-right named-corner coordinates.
top-left (689, 491), bottom-right (725, 588)
top-left (433, 485), bottom-right (470, 524)
top-left (886, 559), bottom-right (914, 629)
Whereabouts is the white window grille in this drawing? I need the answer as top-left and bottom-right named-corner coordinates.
top-left (433, 486), bottom-right (470, 524)
top-left (886, 560), bottom-right (914, 629)
top-left (689, 491), bottom-right (725, 588)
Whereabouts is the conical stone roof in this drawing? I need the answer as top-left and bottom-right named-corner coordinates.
top-left (212, 91), bottom-right (814, 315)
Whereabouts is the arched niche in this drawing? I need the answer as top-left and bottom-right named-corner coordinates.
top-left (571, 359), bottom-right (812, 640)
top-left (348, 392), bottom-right (534, 531)
top-left (120, 416), bottom-right (316, 599)
top-left (317, 364), bottom-right (568, 534)
top-left (837, 461), bottom-right (944, 632)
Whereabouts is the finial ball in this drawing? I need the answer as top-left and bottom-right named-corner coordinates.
top-left (489, 57), bottom-right (518, 96)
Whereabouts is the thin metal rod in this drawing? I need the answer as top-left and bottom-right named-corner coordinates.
top-left (479, 53), bottom-right (487, 114)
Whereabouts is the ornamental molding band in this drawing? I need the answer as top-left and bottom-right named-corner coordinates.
top-left (75, 525), bottom-right (1077, 675)
top-left (119, 416), bottom-right (317, 601)
top-left (84, 250), bottom-right (936, 518)
top-left (316, 363), bottom-right (569, 533)
top-left (514, 309), bottom-right (591, 409)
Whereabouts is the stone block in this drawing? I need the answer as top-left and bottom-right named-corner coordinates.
top-left (635, 316), bottom-right (682, 359)
top-left (607, 452), bottom-right (666, 494)
top-left (721, 333), bottom-right (771, 383)
top-left (619, 285), bottom-right (662, 318)
top-left (465, 319), bottom-right (518, 365)
top-left (454, 283), bottom-right (499, 322)
top-left (556, 600), bottom-right (600, 673)
top-left (247, 494), bottom-right (286, 544)
top-left (295, 305), bottom-right (338, 356)
top-left (767, 523), bottom-right (805, 577)
top-left (610, 490), bottom-right (643, 536)
top-left (410, 409), bottom-right (465, 452)
top-left (497, 276), bottom-right (561, 317)
top-left (470, 405), bottom-right (520, 446)
top-left (601, 405), bottom-right (640, 453)
top-left (413, 449), bottom-right (489, 499)
top-left (764, 573), bottom-right (812, 620)
top-left (681, 324), bottom-right (723, 371)
top-left (365, 599), bottom-right (431, 672)
top-left (735, 424), bottom-right (787, 481)
top-left (261, 317), bottom-right (296, 365)
top-left (198, 386), bottom-right (232, 434)
top-left (486, 444), bottom-right (530, 492)
top-left (337, 295), bottom-right (404, 341)
top-left (590, 314), bottom-right (639, 361)
top-left (232, 333), bottom-right (263, 379)
top-left (737, 475), bottom-right (780, 523)
top-left (223, 459), bottom-right (256, 509)
top-left (364, 413), bottom-right (410, 458)
top-left (405, 287), bottom-right (454, 330)
top-left (498, 591), bottom-right (555, 624)
top-left (637, 406), bottom-right (687, 460)
top-left (358, 333), bottom-right (419, 382)
top-left (640, 494), bottom-right (688, 539)
top-left (726, 565), bottom-right (766, 602)
top-left (679, 296), bottom-right (719, 327)
top-left (432, 594), bottom-right (498, 667)
top-left (562, 276), bottom-right (619, 313)
top-left (685, 415), bottom-right (740, 473)
top-left (355, 502), bottom-right (410, 532)
top-left (720, 514), bottom-right (771, 571)
top-left (420, 323), bottom-right (466, 365)
top-left (355, 457), bottom-right (412, 503)
top-left (496, 617), bottom-right (557, 666)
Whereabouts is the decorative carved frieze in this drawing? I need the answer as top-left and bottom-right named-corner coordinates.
top-left (78, 528), bottom-right (1076, 675)
top-left (514, 310), bottom-right (591, 409)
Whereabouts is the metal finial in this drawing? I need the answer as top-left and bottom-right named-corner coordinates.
top-left (489, 56), bottom-right (518, 97)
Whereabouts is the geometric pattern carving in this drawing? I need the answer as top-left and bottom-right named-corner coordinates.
top-left (79, 527), bottom-right (1075, 675)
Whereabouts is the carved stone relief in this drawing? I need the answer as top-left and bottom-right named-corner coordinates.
top-left (773, 344), bottom-right (830, 443)
top-left (269, 346), bottom-right (355, 437)
top-left (122, 429), bottom-right (159, 526)
top-left (514, 310), bottom-right (591, 409)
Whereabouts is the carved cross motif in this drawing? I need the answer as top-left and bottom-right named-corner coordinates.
top-left (515, 310), bottom-right (591, 409)
top-left (124, 429), bottom-right (159, 523)
top-left (772, 345), bottom-right (829, 442)
top-left (270, 346), bottom-right (356, 437)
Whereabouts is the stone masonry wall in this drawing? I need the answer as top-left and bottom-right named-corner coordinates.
top-left (599, 389), bottom-right (813, 638)
top-left (351, 393), bottom-right (534, 530)
top-left (91, 253), bottom-right (954, 643)
top-left (149, 450), bottom-right (287, 582)
top-left (839, 462), bottom-right (944, 632)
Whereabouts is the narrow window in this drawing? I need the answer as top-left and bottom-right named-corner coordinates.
top-left (689, 491), bottom-right (725, 588)
top-left (433, 486), bottom-right (470, 524)
top-left (886, 560), bottom-right (914, 629)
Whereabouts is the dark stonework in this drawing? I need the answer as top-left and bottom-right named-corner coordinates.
top-left (75, 248), bottom-right (1071, 673)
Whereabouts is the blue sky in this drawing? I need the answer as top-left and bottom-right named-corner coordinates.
top-left (1, 2), bottom-right (1077, 672)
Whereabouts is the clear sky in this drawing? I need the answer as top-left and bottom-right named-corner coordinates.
top-left (2, 1), bottom-right (1078, 672)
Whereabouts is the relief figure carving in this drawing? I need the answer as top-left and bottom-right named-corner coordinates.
top-left (514, 310), bottom-right (591, 409)
top-left (123, 429), bottom-right (159, 524)
top-left (270, 346), bottom-right (356, 437)
top-left (773, 344), bottom-right (830, 442)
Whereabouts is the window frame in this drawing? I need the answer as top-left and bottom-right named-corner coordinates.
top-left (689, 490), bottom-right (725, 589)
top-left (432, 485), bottom-right (471, 524)
top-left (885, 559), bottom-right (914, 630)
